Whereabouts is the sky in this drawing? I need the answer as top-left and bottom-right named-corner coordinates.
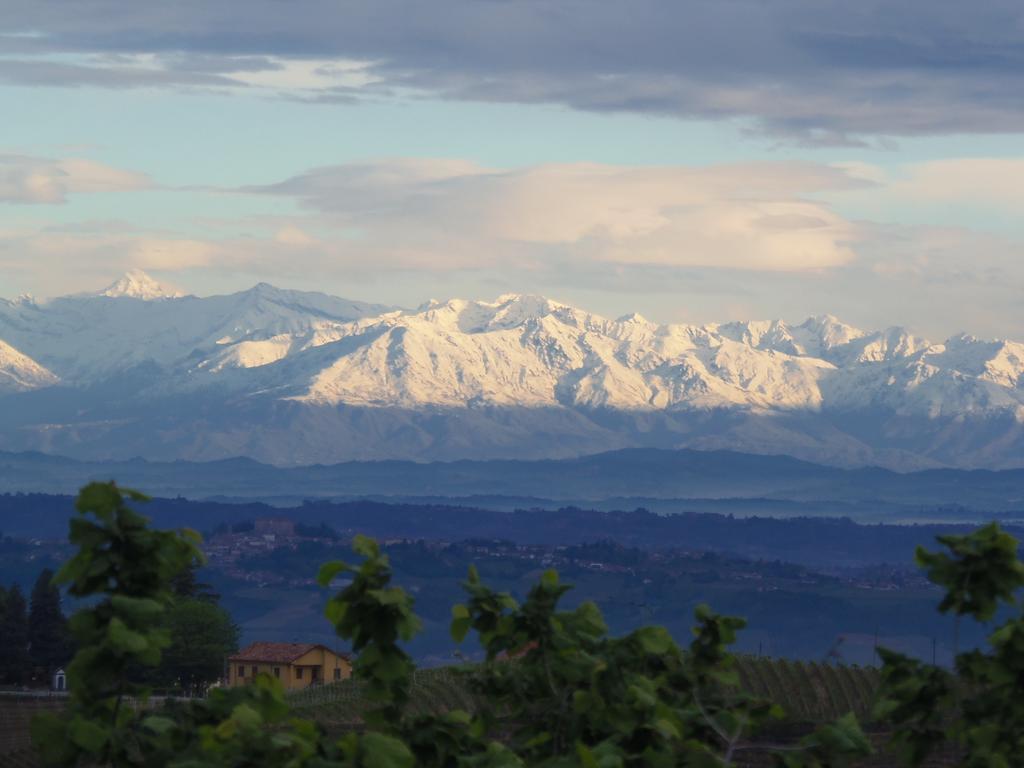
top-left (1, 0), bottom-right (1023, 339)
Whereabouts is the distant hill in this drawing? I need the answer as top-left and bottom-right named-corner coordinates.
top-left (1, 447), bottom-right (1022, 516)
top-left (6, 491), bottom-right (1019, 567)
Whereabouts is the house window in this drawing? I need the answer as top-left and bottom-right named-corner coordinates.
top-left (238, 666), bottom-right (245, 678)
top-left (334, 667), bottom-right (342, 681)
top-left (251, 666), bottom-right (258, 677)
top-left (273, 667), bottom-right (280, 678)
top-left (296, 667), bottom-right (303, 680)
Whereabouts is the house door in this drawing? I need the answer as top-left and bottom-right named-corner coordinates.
top-left (311, 666), bottom-right (321, 683)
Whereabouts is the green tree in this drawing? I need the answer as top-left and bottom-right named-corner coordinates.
top-left (170, 557), bottom-right (219, 603)
top-left (875, 522), bottom-right (1024, 765)
top-left (31, 482), bottom-right (201, 766)
top-left (29, 568), bottom-right (71, 678)
top-left (153, 598), bottom-right (239, 696)
top-left (0, 583), bottom-right (31, 685)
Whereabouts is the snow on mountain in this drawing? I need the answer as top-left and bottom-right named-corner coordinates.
top-left (192, 292), bottom-right (1013, 423)
top-left (0, 337), bottom-right (59, 393)
top-left (2, 280), bottom-right (1018, 416)
top-left (98, 269), bottom-right (185, 300)
top-left (0, 272), bottom-right (395, 380)
top-left (0, 276), bottom-right (1022, 468)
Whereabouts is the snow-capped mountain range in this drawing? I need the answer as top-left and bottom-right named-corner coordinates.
top-left (1, 271), bottom-right (1022, 469)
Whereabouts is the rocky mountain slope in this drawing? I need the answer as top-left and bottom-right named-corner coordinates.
top-left (0, 272), bottom-right (1021, 469)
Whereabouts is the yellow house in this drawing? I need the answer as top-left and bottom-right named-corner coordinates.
top-left (227, 642), bottom-right (352, 690)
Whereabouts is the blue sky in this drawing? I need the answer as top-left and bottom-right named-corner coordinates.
top-left (2, 0), bottom-right (1023, 339)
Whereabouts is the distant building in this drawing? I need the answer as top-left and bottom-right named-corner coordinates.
top-left (227, 642), bottom-right (351, 690)
top-left (254, 518), bottom-right (296, 537)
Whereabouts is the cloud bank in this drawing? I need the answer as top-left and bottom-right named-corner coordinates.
top-left (4, 0), bottom-right (1024, 139)
top-left (249, 159), bottom-right (861, 272)
top-left (4, 155), bottom-right (1022, 340)
top-left (0, 154), bottom-right (151, 203)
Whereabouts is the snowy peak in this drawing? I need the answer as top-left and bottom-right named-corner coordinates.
top-left (285, 300), bottom-right (875, 413)
top-left (0, 276), bottom-right (395, 381)
top-left (715, 315), bottom-right (931, 367)
top-left (0, 338), bottom-right (59, 393)
top-left (797, 315), bottom-right (866, 349)
top-left (98, 270), bottom-right (185, 300)
top-left (846, 327), bottom-right (931, 364)
top-left (715, 315), bottom-right (867, 360)
top-left (718, 319), bottom-right (800, 354)
top-left (226, 282), bottom-right (394, 324)
top-left (410, 294), bottom-right (575, 334)
top-left (928, 335), bottom-right (1024, 389)
top-left (486, 293), bottom-right (568, 327)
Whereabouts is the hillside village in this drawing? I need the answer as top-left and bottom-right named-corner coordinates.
top-left (198, 515), bottom-right (930, 596)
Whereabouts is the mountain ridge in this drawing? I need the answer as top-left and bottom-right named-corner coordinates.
top-left (1, 272), bottom-right (1022, 469)
top-left (1, 446), bottom-right (1021, 518)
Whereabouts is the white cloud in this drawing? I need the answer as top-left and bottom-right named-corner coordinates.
top-left (0, 226), bottom-right (217, 295)
top-left (130, 237), bottom-right (217, 270)
top-left (252, 159), bottom-right (861, 272)
top-left (828, 157), bottom-right (1024, 213)
top-left (0, 155), bottom-right (151, 204)
top-left (274, 225), bottom-right (318, 247)
top-left (888, 158), bottom-right (1024, 210)
top-left (226, 57), bottom-right (379, 90)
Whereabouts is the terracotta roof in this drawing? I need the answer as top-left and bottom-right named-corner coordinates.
top-left (229, 642), bottom-right (349, 663)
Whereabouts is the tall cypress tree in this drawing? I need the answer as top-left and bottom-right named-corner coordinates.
top-left (0, 584), bottom-right (31, 684)
top-left (29, 569), bottom-right (70, 676)
top-left (171, 558), bottom-right (219, 603)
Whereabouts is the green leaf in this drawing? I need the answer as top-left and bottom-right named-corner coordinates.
top-left (443, 709), bottom-right (472, 725)
top-left (107, 617), bottom-right (149, 655)
top-left (142, 715), bottom-right (178, 735)
top-left (369, 587), bottom-right (411, 606)
top-left (361, 732), bottom-right (415, 768)
top-left (122, 487), bottom-right (151, 502)
top-left (577, 743), bottom-right (599, 768)
top-left (230, 703), bottom-right (263, 730)
top-left (111, 594), bottom-right (164, 620)
top-left (636, 626), bottom-right (672, 655)
top-left (653, 718), bottom-right (680, 739)
top-left (75, 482), bottom-right (121, 518)
top-left (451, 616), bottom-right (472, 643)
top-left (318, 560), bottom-right (349, 587)
top-left (69, 715), bottom-right (109, 753)
top-left (916, 523), bottom-right (1024, 620)
top-left (325, 598), bottom-right (348, 625)
top-left (352, 534), bottom-right (381, 559)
